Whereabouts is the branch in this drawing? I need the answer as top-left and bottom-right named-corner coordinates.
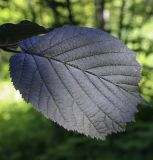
top-left (118, 0), bottom-right (126, 39)
top-left (95, 0), bottom-right (105, 30)
top-left (66, 0), bottom-right (76, 25)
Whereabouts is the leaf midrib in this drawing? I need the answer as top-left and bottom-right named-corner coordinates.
top-left (49, 56), bottom-right (139, 98)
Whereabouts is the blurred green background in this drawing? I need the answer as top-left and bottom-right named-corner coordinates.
top-left (0, 0), bottom-right (153, 160)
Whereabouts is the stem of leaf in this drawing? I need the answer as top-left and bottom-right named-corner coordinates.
top-left (0, 47), bottom-right (20, 53)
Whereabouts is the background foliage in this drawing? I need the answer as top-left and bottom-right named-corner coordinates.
top-left (0, 0), bottom-right (153, 160)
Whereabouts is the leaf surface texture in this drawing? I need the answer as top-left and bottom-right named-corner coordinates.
top-left (9, 26), bottom-right (142, 139)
